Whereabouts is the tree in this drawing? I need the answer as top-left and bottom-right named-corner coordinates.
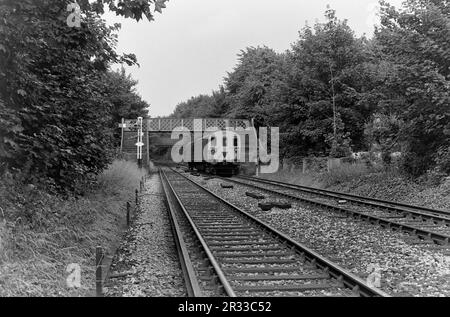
top-left (224, 46), bottom-right (288, 127)
top-left (364, 113), bottom-right (404, 164)
top-left (78, 0), bottom-right (169, 22)
top-left (171, 85), bottom-right (230, 118)
top-left (283, 8), bottom-right (374, 157)
top-left (104, 68), bottom-right (149, 145)
top-left (375, 0), bottom-right (450, 175)
top-left (172, 9), bottom-right (378, 159)
top-left (0, 0), bottom-right (165, 190)
top-left (172, 94), bottom-right (216, 118)
top-left (168, 3), bottom-right (449, 174)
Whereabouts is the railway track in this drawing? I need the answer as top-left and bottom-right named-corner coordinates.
top-left (160, 167), bottom-right (388, 297)
top-left (218, 175), bottom-right (450, 248)
top-left (239, 176), bottom-right (450, 219)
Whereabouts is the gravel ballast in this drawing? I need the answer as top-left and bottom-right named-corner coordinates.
top-left (237, 177), bottom-right (450, 236)
top-left (184, 173), bottom-right (450, 297)
top-left (105, 173), bottom-right (186, 297)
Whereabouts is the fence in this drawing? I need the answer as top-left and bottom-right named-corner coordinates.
top-left (281, 157), bottom-right (329, 173)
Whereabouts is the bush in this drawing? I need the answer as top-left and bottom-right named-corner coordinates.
top-left (435, 145), bottom-right (450, 175)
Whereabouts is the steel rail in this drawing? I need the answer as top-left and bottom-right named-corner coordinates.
top-left (159, 170), bottom-right (202, 297)
top-left (223, 177), bottom-right (450, 245)
top-left (172, 168), bottom-right (389, 297)
top-left (238, 175), bottom-right (450, 219)
top-left (160, 169), bottom-right (237, 297)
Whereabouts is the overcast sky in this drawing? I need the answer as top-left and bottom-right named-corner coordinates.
top-left (104, 0), bottom-right (404, 118)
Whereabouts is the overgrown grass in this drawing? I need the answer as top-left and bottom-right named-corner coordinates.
top-left (0, 160), bottom-right (146, 296)
top-left (260, 166), bottom-right (323, 188)
top-left (261, 162), bottom-right (378, 188)
top-left (320, 163), bottom-right (372, 187)
top-left (96, 160), bottom-right (147, 194)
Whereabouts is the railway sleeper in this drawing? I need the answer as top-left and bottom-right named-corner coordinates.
top-left (219, 258), bottom-right (298, 265)
top-left (200, 231), bottom-right (255, 235)
top-left (198, 227), bottom-right (252, 231)
top-left (200, 228), bottom-right (255, 233)
top-left (207, 241), bottom-right (279, 246)
top-left (210, 246), bottom-right (285, 252)
top-left (258, 203), bottom-right (274, 211)
top-left (191, 215), bottom-right (239, 219)
top-left (204, 237), bottom-right (267, 242)
top-left (268, 202), bottom-right (292, 210)
top-left (202, 231), bottom-right (260, 235)
top-left (230, 274), bottom-right (330, 281)
top-left (214, 252), bottom-right (295, 258)
top-left (224, 267), bottom-right (312, 274)
top-left (196, 223), bottom-right (244, 227)
top-left (246, 192), bottom-right (266, 200)
top-left (233, 283), bottom-right (334, 293)
top-left (203, 235), bottom-right (262, 240)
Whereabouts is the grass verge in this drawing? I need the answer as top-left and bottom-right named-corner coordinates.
top-left (0, 160), bottom-right (146, 296)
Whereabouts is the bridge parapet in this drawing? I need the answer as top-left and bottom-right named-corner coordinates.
top-left (123, 118), bottom-right (251, 132)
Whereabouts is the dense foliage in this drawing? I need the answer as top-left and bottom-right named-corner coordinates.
top-left (105, 68), bottom-right (150, 144)
top-left (0, 0), bottom-right (165, 190)
top-left (172, 86), bottom-right (229, 119)
top-left (171, 2), bottom-right (449, 176)
top-left (374, 0), bottom-right (450, 175)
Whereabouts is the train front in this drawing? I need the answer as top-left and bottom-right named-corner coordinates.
top-left (204, 130), bottom-right (240, 176)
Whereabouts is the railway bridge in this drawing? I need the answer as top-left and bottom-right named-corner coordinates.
top-left (119, 117), bottom-right (256, 171)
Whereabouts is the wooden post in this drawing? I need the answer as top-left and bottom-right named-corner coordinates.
top-left (135, 189), bottom-right (138, 205)
top-left (96, 246), bottom-right (104, 297)
top-left (126, 202), bottom-right (130, 226)
top-left (303, 158), bottom-right (307, 173)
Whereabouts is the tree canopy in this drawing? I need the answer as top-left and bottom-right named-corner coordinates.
top-left (374, 0), bottom-right (450, 175)
top-left (171, 2), bottom-right (450, 175)
top-left (0, 0), bottom-right (163, 190)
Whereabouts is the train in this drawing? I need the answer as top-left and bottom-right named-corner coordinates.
top-left (185, 130), bottom-right (242, 176)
